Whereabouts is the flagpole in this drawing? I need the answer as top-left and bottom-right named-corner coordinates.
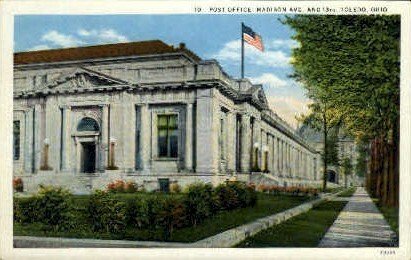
top-left (241, 22), bottom-right (244, 79)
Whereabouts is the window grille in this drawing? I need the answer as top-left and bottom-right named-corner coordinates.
top-left (77, 117), bottom-right (99, 131)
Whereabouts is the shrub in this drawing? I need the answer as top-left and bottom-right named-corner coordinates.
top-left (124, 181), bottom-right (138, 193)
top-left (156, 197), bottom-right (187, 240)
top-left (107, 180), bottom-right (125, 193)
top-left (170, 183), bottom-right (181, 194)
top-left (133, 196), bottom-right (160, 228)
top-left (183, 182), bottom-right (215, 226)
top-left (88, 190), bottom-right (127, 234)
top-left (35, 185), bottom-right (74, 231)
top-left (14, 197), bottom-right (39, 223)
top-left (215, 182), bottom-right (257, 210)
top-left (13, 177), bottom-right (24, 192)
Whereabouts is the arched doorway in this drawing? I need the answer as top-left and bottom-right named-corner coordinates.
top-left (77, 117), bottom-right (100, 173)
top-left (327, 170), bottom-right (337, 183)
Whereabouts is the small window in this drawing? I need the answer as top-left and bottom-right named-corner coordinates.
top-left (13, 121), bottom-right (20, 160)
top-left (77, 117), bottom-right (99, 132)
top-left (41, 74), bottom-right (47, 84)
top-left (157, 114), bottom-right (178, 158)
top-left (158, 178), bottom-right (170, 193)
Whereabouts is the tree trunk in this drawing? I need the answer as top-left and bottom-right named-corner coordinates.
top-left (389, 116), bottom-right (400, 207)
top-left (382, 139), bottom-right (389, 205)
top-left (322, 111), bottom-right (328, 192)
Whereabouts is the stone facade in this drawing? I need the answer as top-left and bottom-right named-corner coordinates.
top-left (13, 40), bottom-right (321, 193)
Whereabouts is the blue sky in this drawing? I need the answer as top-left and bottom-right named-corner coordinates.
top-left (15, 15), bottom-right (310, 128)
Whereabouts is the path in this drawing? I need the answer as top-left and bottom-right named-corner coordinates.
top-left (319, 187), bottom-right (398, 247)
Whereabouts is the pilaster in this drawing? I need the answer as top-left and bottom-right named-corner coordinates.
top-left (185, 103), bottom-right (193, 171)
top-left (240, 114), bottom-right (251, 173)
top-left (24, 108), bottom-right (33, 173)
top-left (60, 105), bottom-right (71, 172)
top-left (140, 104), bottom-right (151, 172)
top-left (196, 89), bottom-right (218, 173)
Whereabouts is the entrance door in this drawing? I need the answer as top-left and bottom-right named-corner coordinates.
top-left (82, 142), bottom-right (96, 173)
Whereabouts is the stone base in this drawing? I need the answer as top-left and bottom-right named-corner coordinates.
top-left (15, 171), bottom-right (222, 194)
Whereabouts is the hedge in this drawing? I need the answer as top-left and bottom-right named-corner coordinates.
top-left (14, 181), bottom-right (258, 239)
top-left (14, 185), bottom-right (73, 231)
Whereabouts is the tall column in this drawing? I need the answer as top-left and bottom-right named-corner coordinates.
top-left (24, 109), bottom-right (33, 173)
top-left (281, 140), bottom-right (284, 174)
top-left (278, 140), bottom-right (282, 174)
top-left (33, 104), bottom-right (41, 172)
top-left (240, 114), bottom-right (251, 173)
top-left (287, 143), bottom-right (291, 176)
top-left (302, 151), bottom-right (305, 178)
top-left (140, 104), bottom-right (151, 172)
top-left (275, 137), bottom-right (279, 174)
top-left (297, 149), bottom-right (303, 178)
top-left (196, 89), bottom-right (218, 173)
top-left (185, 103), bottom-right (193, 171)
top-left (291, 146), bottom-right (294, 176)
top-left (61, 106), bottom-right (71, 172)
top-left (98, 104), bottom-right (109, 171)
top-left (226, 111), bottom-right (236, 172)
top-left (270, 135), bottom-right (276, 175)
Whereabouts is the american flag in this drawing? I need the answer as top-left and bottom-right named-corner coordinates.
top-left (242, 24), bottom-right (264, 52)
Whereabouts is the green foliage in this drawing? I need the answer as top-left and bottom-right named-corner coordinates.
top-left (183, 182), bottom-right (216, 226)
top-left (170, 182), bottom-right (181, 193)
top-left (283, 15), bottom-right (400, 140)
top-left (341, 157), bottom-right (353, 176)
top-left (215, 182), bottom-right (257, 210)
top-left (34, 185), bottom-right (74, 231)
top-left (88, 190), bottom-right (127, 234)
top-left (133, 196), bottom-right (162, 228)
top-left (355, 140), bottom-right (369, 177)
top-left (156, 197), bottom-right (187, 240)
top-left (14, 197), bottom-right (39, 224)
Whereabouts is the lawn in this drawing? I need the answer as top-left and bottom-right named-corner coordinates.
top-left (236, 200), bottom-right (347, 247)
top-left (374, 200), bottom-right (399, 236)
top-left (14, 193), bottom-right (311, 243)
top-left (338, 187), bottom-right (357, 197)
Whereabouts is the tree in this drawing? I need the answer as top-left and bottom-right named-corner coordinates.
top-left (283, 15), bottom-right (400, 206)
top-left (299, 102), bottom-right (342, 191)
top-left (341, 157), bottom-right (353, 188)
top-left (355, 139), bottom-right (369, 178)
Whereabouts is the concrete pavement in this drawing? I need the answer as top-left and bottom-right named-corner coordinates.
top-left (319, 187), bottom-right (398, 247)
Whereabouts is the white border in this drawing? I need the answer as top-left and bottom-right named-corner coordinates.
top-left (1, 1), bottom-right (410, 259)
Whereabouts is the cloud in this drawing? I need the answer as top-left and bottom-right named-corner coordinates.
top-left (29, 44), bottom-right (51, 51)
top-left (29, 28), bottom-right (128, 50)
top-left (213, 39), bottom-right (290, 68)
top-left (266, 95), bottom-right (311, 128)
top-left (266, 39), bottom-right (299, 49)
top-left (41, 30), bottom-right (84, 48)
top-left (77, 28), bottom-right (128, 43)
top-left (250, 73), bottom-right (288, 88)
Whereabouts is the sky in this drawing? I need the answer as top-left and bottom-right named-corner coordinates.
top-left (14, 15), bottom-right (310, 128)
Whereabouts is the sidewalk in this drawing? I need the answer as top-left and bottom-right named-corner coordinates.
top-left (318, 187), bottom-right (398, 247)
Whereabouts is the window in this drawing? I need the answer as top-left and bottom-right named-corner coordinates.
top-left (77, 117), bottom-right (100, 132)
top-left (157, 114), bottom-right (178, 158)
top-left (13, 121), bottom-right (20, 160)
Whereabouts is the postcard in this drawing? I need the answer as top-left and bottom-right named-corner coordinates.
top-left (0, 1), bottom-right (410, 259)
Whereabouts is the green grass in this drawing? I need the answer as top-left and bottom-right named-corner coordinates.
top-left (374, 200), bottom-right (399, 236)
top-left (14, 193), bottom-right (311, 243)
top-left (324, 186), bottom-right (345, 194)
top-left (338, 187), bottom-right (357, 197)
top-left (236, 200), bottom-right (347, 247)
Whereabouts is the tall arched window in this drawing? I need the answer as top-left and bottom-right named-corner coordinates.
top-left (77, 117), bottom-right (99, 132)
